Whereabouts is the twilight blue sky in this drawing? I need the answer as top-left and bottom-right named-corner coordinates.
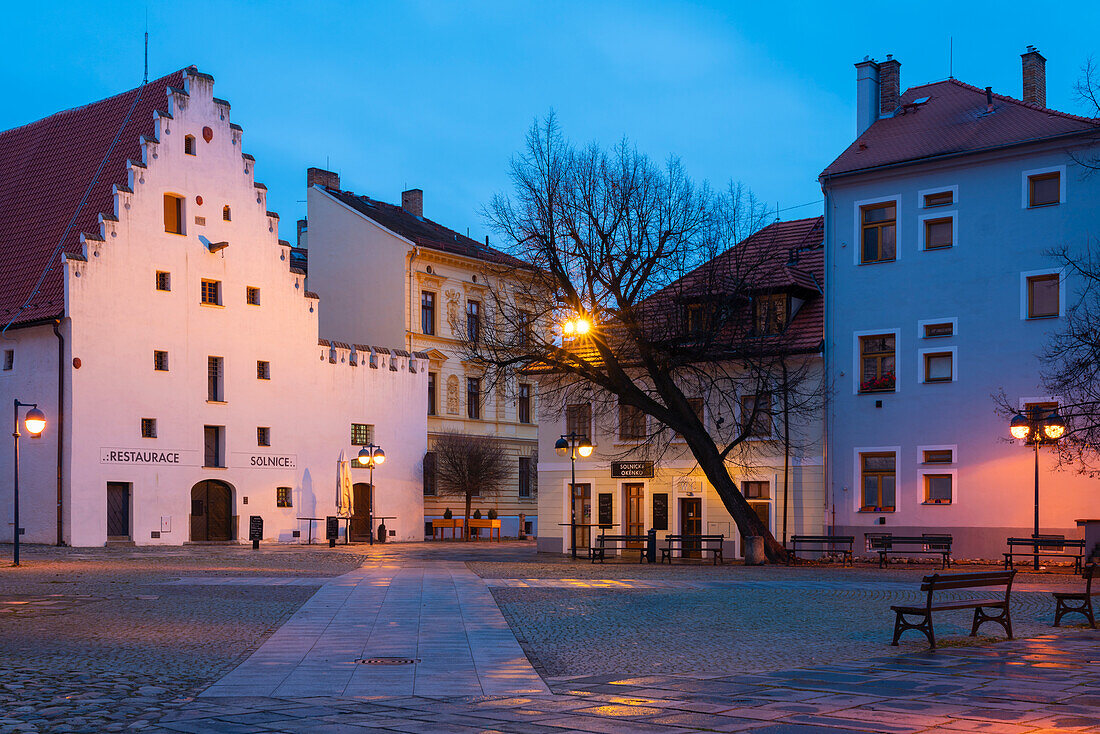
top-left (4, 2), bottom-right (1099, 244)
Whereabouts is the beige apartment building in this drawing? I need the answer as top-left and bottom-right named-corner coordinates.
top-left (301, 169), bottom-right (539, 536)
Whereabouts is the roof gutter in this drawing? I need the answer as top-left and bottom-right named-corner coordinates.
top-left (820, 126), bottom-right (1100, 183)
top-left (52, 319), bottom-right (66, 545)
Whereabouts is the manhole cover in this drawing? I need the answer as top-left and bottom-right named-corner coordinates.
top-left (356, 657), bottom-right (419, 665)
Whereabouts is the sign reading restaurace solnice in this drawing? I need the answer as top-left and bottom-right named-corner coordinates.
top-left (100, 448), bottom-right (200, 465)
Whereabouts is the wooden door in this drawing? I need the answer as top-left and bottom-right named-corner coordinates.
top-left (570, 484), bottom-right (591, 550)
top-left (106, 482), bottom-right (130, 540)
top-left (680, 498), bottom-right (702, 557)
top-left (190, 481), bottom-right (232, 541)
top-left (350, 483), bottom-right (372, 540)
top-left (624, 483), bottom-right (645, 547)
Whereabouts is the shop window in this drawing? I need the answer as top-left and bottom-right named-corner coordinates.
top-left (154, 350), bottom-right (169, 372)
top-left (141, 418), bottom-right (157, 438)
top-left (276, 487), bottom-right (292, 508)
top-left (164, 194), bottom-right (184, 235)
top-left (156, 271), bottom-right (171, 291)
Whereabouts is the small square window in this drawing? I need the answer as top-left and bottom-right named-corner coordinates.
top-left (201, 279), bottom-right (221, 306)
top-left (924, 191), bottom-right (953, 208)
top-left (141, 418), bottom-right (157, 438)
top-left (923, 217), bottom-right (953, 250)
top-left (154, 350), bottom-right (169, 371)
top-left (3, 350), bottom-right (13, 371)
top-left (246, 287), bottom-right (261, 306)
top-left (923, 322), bottom-right (953, 338)
top-left (257, 360), bottom-right (270, 380)
top-left (276, 486), bottom-right (292, 508)
top-left (1027, 274), bottom-right (1060, 318)
top-left (923, 449), bottom-right (953, 464)
top-left (1029, 172), bottom-right (1060, 207)
top-left (156, 271), bottom-right (171, 291)
top-left (257, 426), bottom-right (270, 446)
top-left (924, 474), bottom-right (952, 504)
top-left (351, 423), bottom-right (373, 446)
top-left (923, 352), bottom-right (953, 382)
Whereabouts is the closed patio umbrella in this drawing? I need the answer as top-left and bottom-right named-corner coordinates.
top-left (336, 450), bottom-right (354, 517)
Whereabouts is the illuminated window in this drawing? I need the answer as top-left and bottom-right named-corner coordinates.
top-left (156, 271), bottom-right (171, 291)
top-left (350, 423), bottom-right (374, 446)
top-left (141, 418), bottom-right (157, 438)
top-left (860, 452), bottom-right (896, 511)
top-left (163, 194), bottom-right (184, 234)
top-left (754, 294), bottom-right (787, 335)
top-left (201, 279), bottom-right (221, 306)
top-left (860, 202), bottom-right (896, 263)
top-left (859, 335), bottom-right (895, 392)
top-left (154, 350), bottom-right (169, 372)
top-left (276, 487), bottom-right (292, 507)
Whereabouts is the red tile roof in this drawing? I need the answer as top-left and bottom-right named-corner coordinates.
top-left (821, 79), bottom-right (1100, 179)
top-left (321, 187), bottom-right (528, 268)
top-left (0, 68), bottom-right (188, 327)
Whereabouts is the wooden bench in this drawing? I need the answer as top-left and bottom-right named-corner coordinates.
top-left (591, 534), bottom-right (649, 563)
top-left (891, 570), bottom-right (1016, 649)
top-left (660, 534), bottom-right (724, 565)
top-left (1053, 563), bottom-right (1097, 628)
top-left (870, 534), bottom-right (952, 568)
top-left (786, 535), bottom-right (855, 566)
top-left (1004, 536), bottom-right (1086, 573)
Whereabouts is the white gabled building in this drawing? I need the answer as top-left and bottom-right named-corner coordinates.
top-left (0, 66), bottom-right (426, 547)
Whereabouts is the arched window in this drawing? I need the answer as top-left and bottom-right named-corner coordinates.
top-left (163, 194), bottom-right (184, 234)
top-left (222, 205), bottom-right (231, 221)
top-left (184, 135), bottom-right (196, 155)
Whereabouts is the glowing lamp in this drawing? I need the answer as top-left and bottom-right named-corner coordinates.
top-left (1043, 413), bottom-right (1066, 440)
top-left (562, 320), bottom-right (575, 336)
top-left (574, 318), bottom-right (590, 335)
top-left (372, 448), bottom-right (386, 464)
top-left (357, 447), bottom-right (371, 465)
top-left (577, 438), bottom-right (593, 458)
top-left (23, 408), bottom-right (46, 436)
top-left (1009, 414), bottom-right (1030, 440)
top-left (554, 437), bottom-right (569, 457)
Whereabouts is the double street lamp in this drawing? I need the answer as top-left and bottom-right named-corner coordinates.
top-left (12, 401), bottom-right (47, 566)
top-left (357, 443), bottom-right (385, 545)
top-left (1008, 407), bottom-right (1066, 570)
top-left (555, 433), bottom-right (593, 559)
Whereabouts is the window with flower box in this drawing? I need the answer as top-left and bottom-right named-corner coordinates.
top-left (859, 334), bottom-right (895, 392)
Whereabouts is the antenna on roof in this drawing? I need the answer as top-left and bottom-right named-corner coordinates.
top-left (143, 5), bottom-right (149, 84)
top-left (949, 36), bottom-right (953, 79)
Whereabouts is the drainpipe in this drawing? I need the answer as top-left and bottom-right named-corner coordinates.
top-left (52, 319), bottom-right (65, 546)
top-left (407, 247), bottom-right (420, 353)
top-left (820, 183), bottom-right (833, 535)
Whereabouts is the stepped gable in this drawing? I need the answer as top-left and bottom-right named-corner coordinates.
top-left (321, 187), bottom-right (528, 268)
top-left (0, 68), bottom-right (189, 327)
top-left (822, 78), bottom-right (1100, 178)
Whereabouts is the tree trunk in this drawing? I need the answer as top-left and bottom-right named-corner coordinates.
top-left (464, 492), bottom-right (472, 541)
top-left (684, 430), bottom-right (789, 563)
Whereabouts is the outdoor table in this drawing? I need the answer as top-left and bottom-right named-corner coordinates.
top-left (296, 516), bottom-right (350, 545)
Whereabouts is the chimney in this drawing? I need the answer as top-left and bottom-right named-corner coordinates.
top-left (879, 55), bottom-right (901, 116)
top-left (306, 167), bottom-right (340, 190)
top-left (855, 57), bottom-right (880, 136)
top-left (402, 188), bottom-right (423, 218)
top-left (1021, 45), bottom-right (1046, 107)
top-left (985, 86), bottom-right (994, 113)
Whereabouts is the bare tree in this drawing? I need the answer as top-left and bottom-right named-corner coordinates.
top-left (460, 114), bottom-right (824, 562)
top-left (432, 431), bottom-right (512, 537)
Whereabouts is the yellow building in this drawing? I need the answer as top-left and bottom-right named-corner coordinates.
top-left (302, 169), bottom-right (538, 536)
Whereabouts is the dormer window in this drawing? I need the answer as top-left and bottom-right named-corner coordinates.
top-left (754, 294), bottom-right (787, 335)
top-left (685, 303), bottom-right (705, 334)
top-left (184, 135), bottom-right (196, 155)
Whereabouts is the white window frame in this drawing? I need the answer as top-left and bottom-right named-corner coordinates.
top-left (1020, 268), bottom-right (1065, 320)
top-left (917, 317), bottom-right (957, 340)
top-left (917, 185), bottom-right (958, 210)
top-left (853, 194), bottom-right (902, 266)
top-left (1021, 165), bottom-right (1066, 209)
top-left (916, 210), bottom-right (957, 251)
top-left (852, 328), bottom-right (901, 395)
top-left (916, 444), bottom-right (956, 505)
top-left (917, 346), bottom-right (957, 384)
top-left (853, 446), bottom-right (901, 513)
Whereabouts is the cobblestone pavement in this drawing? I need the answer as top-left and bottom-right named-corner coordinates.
top-left (0, 544), bottom-right (367, 732)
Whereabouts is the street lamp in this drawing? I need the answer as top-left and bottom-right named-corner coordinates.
top-left (561, 316), bottom-right (593, 338)
top-left (555, 432), bottom-right (593, 559)
top-left (1008, 408), bottom-right (1065, 570)
top-left (12, 401), bottom-right (46, 566)
top-left (357, 444), bottom-right (385, 545)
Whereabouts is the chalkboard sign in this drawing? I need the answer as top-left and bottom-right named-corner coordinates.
top-left (652, 493), bottom-right (669, 531)
top-left (248, 515), bottom-right (263, 541)
top-left (597, 493), bottom-right (613, 526)
top-left (325, 516), bottom-right (339, 540)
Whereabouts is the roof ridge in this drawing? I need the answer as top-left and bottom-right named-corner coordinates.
top-left (0, 67), bottom-right (193, 141)
top-left (909, 78), bottom-right (1099, 125)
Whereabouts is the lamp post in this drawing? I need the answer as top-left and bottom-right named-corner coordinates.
top-left (1009, 407), bottom-right (1066, 570)
top-left (12, 401), bottom-right (46, 566)
top-left (357, 443), bottom-right (385, 545)
top-left (555, 432), bottom-right (593, 559)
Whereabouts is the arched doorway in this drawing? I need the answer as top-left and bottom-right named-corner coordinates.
top-left (350, 482), bottom-right (373, 541)
top-left (190, 480), bottom-right (234, 541)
